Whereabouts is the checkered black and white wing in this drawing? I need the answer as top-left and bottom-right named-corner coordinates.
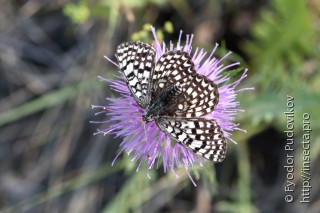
top-left (152, 50), bottom-right (219, 118)
top-left (156, 117), bottom-right (227, 162)
top-left (152, 51), bottom-right (193, 97)
top-left (116, 41), bottom-right (155, 108)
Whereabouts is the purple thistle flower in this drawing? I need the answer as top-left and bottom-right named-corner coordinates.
top-left (92, 26), bottom-right (252, 186)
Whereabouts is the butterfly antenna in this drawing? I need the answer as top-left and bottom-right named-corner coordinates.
top-left (142, 119), bottom-right (148, 143)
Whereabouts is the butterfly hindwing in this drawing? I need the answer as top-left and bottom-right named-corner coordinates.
top-left (174, 74), bottom-right (219, 117)
top-left (116, 41), bottom-right (155, 108)
top-left (152, 50), bottom-right (219, 118)
top-left (152, 51), bottom-right (194, 98)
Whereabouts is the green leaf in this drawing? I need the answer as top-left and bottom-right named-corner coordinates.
top-left (63, 3), bottom-right (90, 24)
top-left (243, 0), bottom-right (314, 90)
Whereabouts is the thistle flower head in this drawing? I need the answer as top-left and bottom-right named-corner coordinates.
top-left (92, 27), bottom-right (251, 185)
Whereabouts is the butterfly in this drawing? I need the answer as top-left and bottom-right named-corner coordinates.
top-left (115, 41), bottom-right (226, 162)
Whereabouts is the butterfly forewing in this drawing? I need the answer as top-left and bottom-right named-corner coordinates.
top-left (156, 117), bottom-right (227, 162)
top-left (116, 41), bottom-right (155, 108)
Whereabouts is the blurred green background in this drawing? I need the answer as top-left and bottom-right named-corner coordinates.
top-left (0, 0), bottom-right (319, 212)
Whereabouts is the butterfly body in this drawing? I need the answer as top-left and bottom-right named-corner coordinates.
top-left (143, 84), bottom-right (181, 123)
top-left (116, 41), bottom-right (227, 162)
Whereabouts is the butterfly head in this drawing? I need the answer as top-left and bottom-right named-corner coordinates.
top-left (142, 114), bottom-right (153, 123)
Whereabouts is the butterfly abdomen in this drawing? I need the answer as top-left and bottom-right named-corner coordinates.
top-left (143, 84), bottom-right (181, 122)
